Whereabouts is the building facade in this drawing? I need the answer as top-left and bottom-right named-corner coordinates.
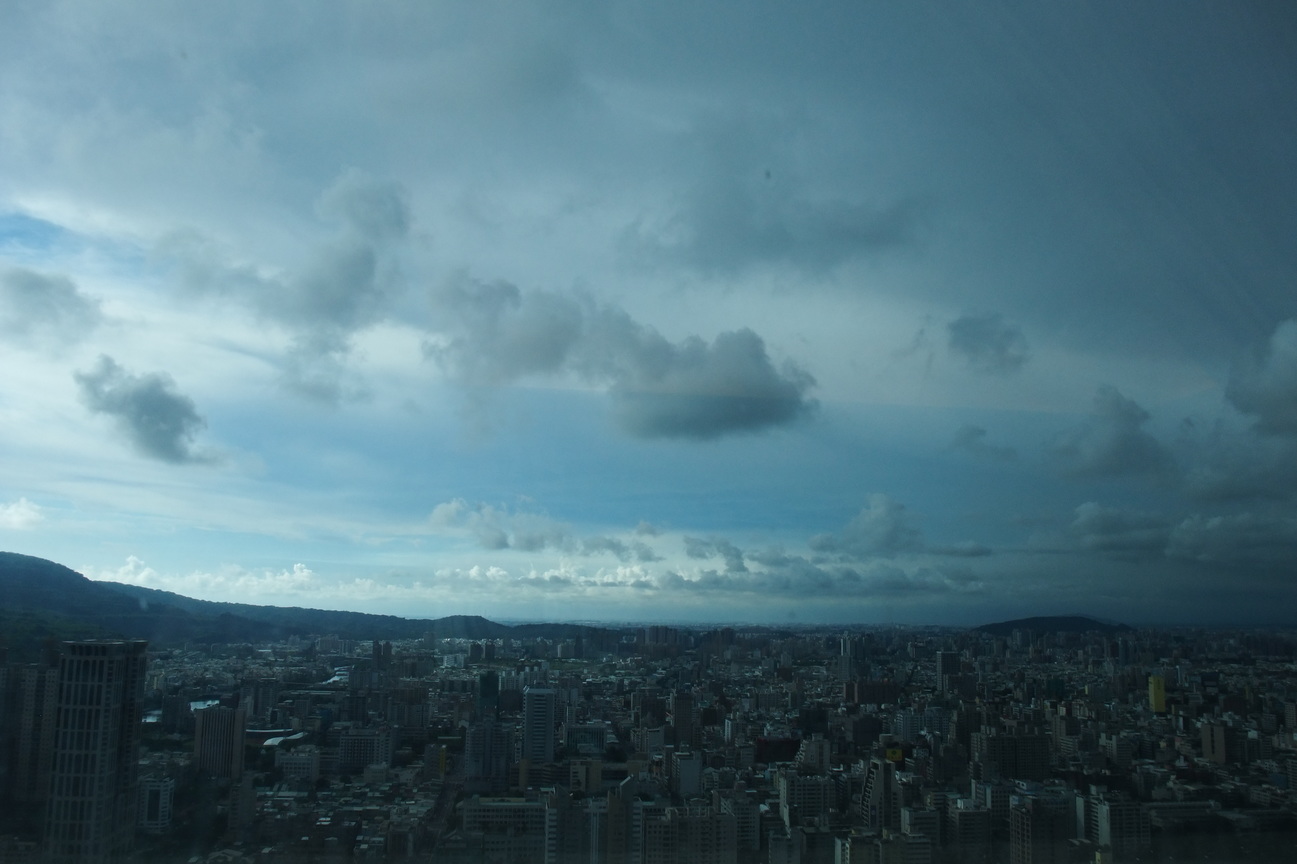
top-left (44, 640), bottom-right (148, 864)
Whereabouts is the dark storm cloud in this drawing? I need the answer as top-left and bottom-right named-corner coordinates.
top-left (1166, 512), bottom-right (1297, 568)
top-left (74, 356), bottom-right (207, 463)
top-left (606, 328), bottom-right (815, 440)
top-left (1068, 502), bottom-right (1170, 553)
top-left (426, 276), bottom-right (816, 439)
top-left (1226, 319), bottom-right (1297, 437)
top-left (663, 556), bottom-right (980, 600)
top-left (1049, 386), bottom-right (1176, 479)
top-left (0, 267), bottom-right (102, 346)
top-left (426, 279), bottom-right (583, 384)
top-left (682, 536), bottom-right (747, 573)
top-left (950, 424), bottom-right (1016, 461)
top-left (810, 494), bottom-right (924, 558)
top-left (947, 314), bottom-right (1029, 374)
top-left (1178, 418), bottom-right (1297, 503)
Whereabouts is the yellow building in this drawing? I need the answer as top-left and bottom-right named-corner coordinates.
top-left (1147, 675), bottom-right (1166, 713)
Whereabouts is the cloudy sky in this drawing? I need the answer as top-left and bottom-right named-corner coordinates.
top-left (2, 1), bottom-right (1295, 627)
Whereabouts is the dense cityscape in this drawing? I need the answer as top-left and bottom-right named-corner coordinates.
top-left (3, 4), bottom-right (1296, 864)
top-left (3, 620), bottom-right (1296, 863)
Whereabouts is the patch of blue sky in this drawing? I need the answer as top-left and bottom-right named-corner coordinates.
top-left (0, 210), bottom-right (155, 283)
top-left (0, 211), bottom-right (84, 263)
top-left (206, 382), bottom-right (1110, 554)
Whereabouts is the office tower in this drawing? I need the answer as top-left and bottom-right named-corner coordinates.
top-left (464, 717), bottom-right (512, 793)
top-left (477, 670), bottom-right (500, 717)
top-left (671, 749), bottom-right (703, 798)
top-left (45, 639), bottom-right (148, 864)
top-left (902, 806), bottom-right (942, 846)
top-left (860, 756), bottom-right (900, 832)
top-left (795, 735), bottom-right (831, 774)
top-left (337, 725), bottom-right (397, 774)
top-left (971, 730), bottom-right (1051, 781)
top-left (241, 677), bottom-right (280, 725)
top-left (1201, 721), bottom-right (1245, 765)
top-left (461, 794), bottom-right (548, 863)
top-left (947, 801), bottom-right (992, 864)
top-left (893, 708), bottom-right (921, 743)
top-left (670, 690), bottom-right (695, 748)
top-left (137, 776), bottom-right (175, 834)
top-left (1010, 798), bottom-right (1072, 864)
top-left (638, 804), bottom-right (737, 864)
top-left (4, 663), bottom-right (59, 805)
top-left (193, 704), bottom-right (246, 778)
top-left (522, 686), bottom-right (556, 764)
top-left (1095, 796), bottom-right (1149, 861)
top-left (937, 651), bottom-right (960, 691)
top-left (1147, 675), bottom-right (1166, 713)
top-left (372, 639), bottom-right (392, 671)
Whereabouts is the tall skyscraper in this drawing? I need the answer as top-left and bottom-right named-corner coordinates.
top-left (937, 651), bottom-right (961, 691)
top-left (4, 662), bottom-right (59, 806)
top-left (522, 686), bottom-right (556, 764)
top-left (669, 690), bottom-right (695, 749)
top-left (464, 717), bottom-right (512, 793)
top-left (193, 704), bottom-right (247, 778)
top-left (44, 639), bottom-right (147, 864)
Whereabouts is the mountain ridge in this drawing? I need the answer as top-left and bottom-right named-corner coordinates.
top-left (0, 552), bottom-right (614, 655)
top-left (973, 614), bottom-right (1132, 637)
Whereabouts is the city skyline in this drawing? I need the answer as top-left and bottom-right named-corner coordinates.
top-left (2, 2), bottom-right (1296, 627)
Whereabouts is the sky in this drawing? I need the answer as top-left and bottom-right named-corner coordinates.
top-left (2, 1), bottom-right (1296, 627)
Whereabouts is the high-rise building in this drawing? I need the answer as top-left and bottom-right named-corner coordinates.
top-left (1074, 788), bottom-right (1149, 862)
top-left (1201, 721), bottom-right (1244, 765)
top-left (240, 677), bottom-right (280, 725)
top-left (193, 704), bottom-right (246, 778)
top-left (522, 687), bottom-right (557, 764)
top-left (1010, 797), bottom-right (1072, 864)
top-left (337, 725), bottom-right (397, 774)
top-left (137, 776), bottom-right (175, 835)
top-left (464, 717), bottom-right (512, 793)
top-left (971, 730), bottom-right (1051, 781)
top-left (1096, 797), bottom-right (1149, 861)
top-left (44, 639), bottom-right (147, 864)
top-left (669, 690), bottom-right (695, 749)
top-left (861, 756), bottom-right (900, 832)
top-left (639, 804), bottom-right (737, 864)
top-left (937, 651), bottom-right (961, 691)
top-left (477, 670), bottom-right (500, 717)
top-left (3, 663), bottom-right (59, 805)
top-left (1147, 675), bottom-right (1166, 713)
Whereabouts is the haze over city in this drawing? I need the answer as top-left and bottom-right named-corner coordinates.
top-left (1, 2), bottom-right (1295, 626)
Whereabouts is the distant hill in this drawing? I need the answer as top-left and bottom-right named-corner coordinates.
top-left (974, 615), bottom-right (1132, 637)
top-left (0, 551), bottom-right (617, 653)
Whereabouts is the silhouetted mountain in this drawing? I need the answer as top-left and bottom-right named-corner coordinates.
top-left (0, 552), bottom-right (618, 651)
top-left (974, 615), bottom-right (1132, 637)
